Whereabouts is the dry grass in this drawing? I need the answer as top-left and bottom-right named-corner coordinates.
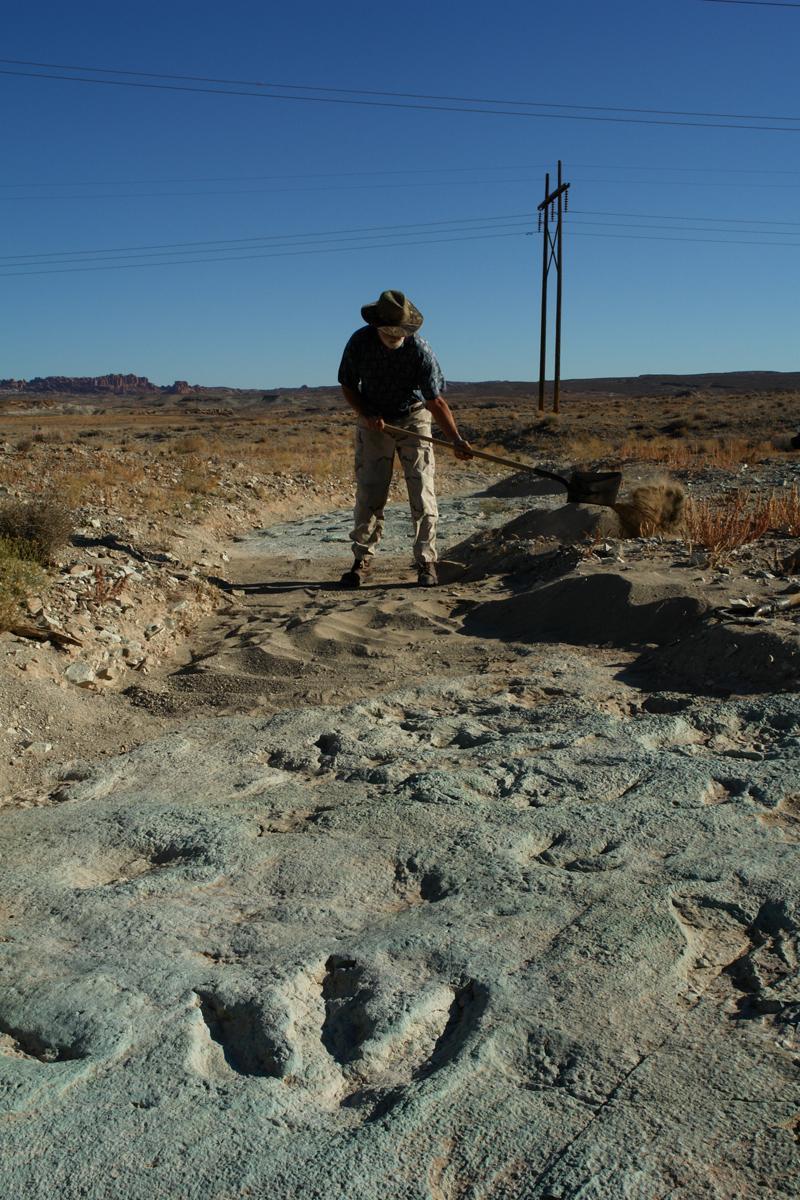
top-left (0, 392), bottom-right (795, 553)
top-left (566, 435), bottom-right (611, 466)
top-left (565, 432), bottom-right (779, 473)
top-left (0, 499), bottom-right (73, 564)
top-left (171, 434), bottom-right (210, 456)
top-left (683, 486), bottom-right (800, 565)
top-left (620, 435), bottom-right (776, 470)
top-left (614, 480), bottom-right (686, 537)
top-left (0, 536), bottom-right (44, 630)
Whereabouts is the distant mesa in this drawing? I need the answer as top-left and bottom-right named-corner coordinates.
top-left (2, 368), bottom-right (799, 403)
top-left (0, 374), bottom-right (193, 395)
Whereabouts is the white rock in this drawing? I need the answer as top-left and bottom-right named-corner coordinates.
top-left (64, 661), bottom-right (96, 688)
top-left (22, 741), bottom-right (53, 757)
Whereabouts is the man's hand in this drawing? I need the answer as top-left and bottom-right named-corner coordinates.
top-left (341, 385), bottom-right (384, 432)
top-left (427, 396), bottom-right (470, 459)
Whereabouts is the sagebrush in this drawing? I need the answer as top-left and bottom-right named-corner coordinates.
top-left (0, 499), bottom-right (73, 564)
top-left (0, 536), bottom-right (44, 630)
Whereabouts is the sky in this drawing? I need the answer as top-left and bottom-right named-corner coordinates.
top-left (2, 0), bottom-right (800, 388)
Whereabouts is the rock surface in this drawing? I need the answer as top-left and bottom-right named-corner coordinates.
top-left (1, 665), bottom-right (798, 1196)
top-left (1, 488), bottom-right (799, 1198)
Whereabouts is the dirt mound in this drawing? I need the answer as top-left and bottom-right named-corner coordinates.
top-left (463, 567), bottom-right (800, 693)
top-left (481, 472), bottom-right (565, 499)
top-left (650, 619), bottom-right (800, 693)
top-left (464, 569), bottom-right (710, 647)
top-left (441, 504), bottom-right (616, 584)
top-left (444, 484), bottom-right (685, 585)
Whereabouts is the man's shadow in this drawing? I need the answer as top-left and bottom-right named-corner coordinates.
top-left (206, 574), bottom-right (419, 596)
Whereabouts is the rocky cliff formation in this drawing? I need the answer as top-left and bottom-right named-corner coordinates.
top-left (0, 375), bottom-right (193, 395)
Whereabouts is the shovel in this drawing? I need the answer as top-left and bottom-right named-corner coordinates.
top-left (382, 423), bottom-right (622, 507)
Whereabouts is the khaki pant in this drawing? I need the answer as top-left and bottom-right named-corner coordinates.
top-left (351, 408), bottom-right (438, 565)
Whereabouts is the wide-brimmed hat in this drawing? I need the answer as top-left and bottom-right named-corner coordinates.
top-left (361, 289), bottom-right (423, 337)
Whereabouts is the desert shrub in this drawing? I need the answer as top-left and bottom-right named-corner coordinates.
top-left (182, 469), bottom-right (219, 494)
top-left (567, 435), bottom-right (610, 465)
top-left (661, 418), bottom-right (692, 438)
top-left (614, 481), bottom-right (686, 537)
top-left (620, 434), bottom-right (775, 471)
top-left (15, 437), bottom-right (33, 453)
top-left (533, 414), bottom-right (562, 437)
top-left (683, 487), bottom-right (800, 565)
top-left (0, 499), bottom-right (74, 564)
top-left (0, 536), bottom-right (44, 630)
top-left (172, 434), bottom-right (209, 455)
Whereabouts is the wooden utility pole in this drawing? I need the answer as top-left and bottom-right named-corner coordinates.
top-left (537, 160), bottom-right (570, 413)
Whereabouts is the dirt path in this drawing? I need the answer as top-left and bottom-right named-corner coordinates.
top-left (133, 489), bottom-right (641, 721)
top-left (2, 489), bottom-right (799, 1199)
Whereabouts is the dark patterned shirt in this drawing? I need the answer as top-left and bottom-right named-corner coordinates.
top-left (338, 326), bottom-right (445, 420)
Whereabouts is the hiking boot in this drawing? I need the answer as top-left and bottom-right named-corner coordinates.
top-left (417, 563), bottom-right (438, 588)
top-left (339, 558), bottom-right (371, 588)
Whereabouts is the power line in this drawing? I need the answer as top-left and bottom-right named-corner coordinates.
top-left (0, 212), bottom-right (531, 261)
top-left (2, 65), bottom-right (800, 133)
top-left (568, 215), bottom-right (800, 237)
top-left (702, 1), bottom-right (800, 8)
top-left (0, 228), bottom-right (538, 278)
top-left (3, 56), bottom-right (800, 124)
top-left (5, 160), bottom-right (800, 189)
top-left (572, 207), bottom-right (800, 227)
top-left (0, 177), bottom-right (550, 202)
top-left (6, 173), bottom-right (800, 204)
top-left (0, 165), bottom-right (552, 189)
top-left (0, 219), bottom-right (536, 268)
top-left (8, 205), bottom-right (800, 265)
top-left (17, 212), bottom-right (796, 272)
top-left (569, 229), bottom-right (800, 247)
top-left (6, 220), bottom-right (800, 279)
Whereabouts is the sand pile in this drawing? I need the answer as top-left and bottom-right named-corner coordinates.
top-left (442, 480), bottom-right (685, 584)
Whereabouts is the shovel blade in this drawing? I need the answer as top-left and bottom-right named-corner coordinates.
top-left (565, 470), bottom-right (622, 506)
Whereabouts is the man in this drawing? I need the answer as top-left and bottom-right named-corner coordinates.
top-left (337, 289), bottom-right (471, 588)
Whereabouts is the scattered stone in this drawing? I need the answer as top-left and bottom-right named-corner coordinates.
top-left (21, 740), bottom-right (53, 757)
top-left (64, 661), bottom-right (96, 688)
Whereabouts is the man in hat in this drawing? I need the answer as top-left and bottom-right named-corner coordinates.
top-left (337, 289), bottom-right (471, 588)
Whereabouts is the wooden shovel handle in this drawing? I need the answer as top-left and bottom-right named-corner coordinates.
top-left (381, 422), bottom-right (567, 485)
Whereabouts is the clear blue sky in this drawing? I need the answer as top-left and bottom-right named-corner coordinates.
top-left (2, 0), bottom-right (799, 387)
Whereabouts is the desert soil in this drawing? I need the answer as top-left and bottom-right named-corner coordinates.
top-left (1, 394), bottom-right (799, 1199)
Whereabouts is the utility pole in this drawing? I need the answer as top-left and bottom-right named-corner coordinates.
top-left (537, 160), bottom-right (570, 413)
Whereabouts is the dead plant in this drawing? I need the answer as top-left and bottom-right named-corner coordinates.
top-left (683, 486), bottom-right (800, 565)
top-left (86, 565), bottom-right (127, 605)
top-left (0, 536), bottom-right (45, 630)
top-left (614, 480), bottom-right (686, 537)
top-left (0, 499), bottom-right (73, 564)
